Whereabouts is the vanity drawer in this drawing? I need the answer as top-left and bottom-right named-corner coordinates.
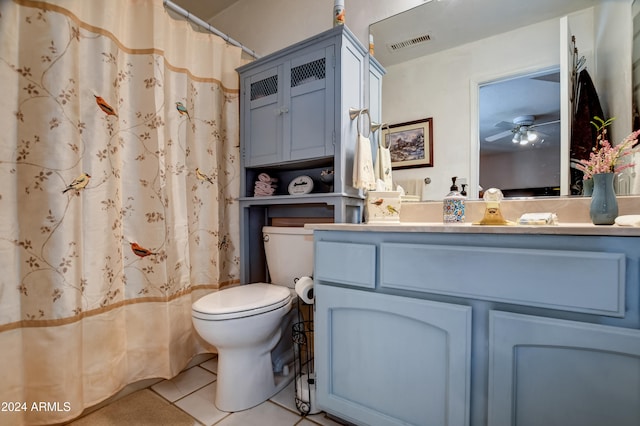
top-left (315, 241), bottom-right (376, 288)
top-left (380, 243), bottom-right (626, 316)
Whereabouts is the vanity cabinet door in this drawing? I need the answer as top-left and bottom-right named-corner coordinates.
top-left (488, 310), bottom-right (640, 426)
top-left (315, 284), bottom-right (472, 426)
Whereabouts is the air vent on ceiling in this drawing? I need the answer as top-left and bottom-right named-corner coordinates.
top-left (389, 33), bottom-right (432, 51)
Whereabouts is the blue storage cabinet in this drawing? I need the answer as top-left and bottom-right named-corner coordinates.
top-left (242, 46), bottom-right (335, 167)
top-left (237, 26), bottom-right (384, 284)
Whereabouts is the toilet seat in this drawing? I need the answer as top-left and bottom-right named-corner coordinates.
top-left (192, 283), bottom-right (291, 321)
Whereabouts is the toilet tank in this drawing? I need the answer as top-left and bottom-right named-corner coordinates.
top-left (263, 226), bottom-right (314, 288)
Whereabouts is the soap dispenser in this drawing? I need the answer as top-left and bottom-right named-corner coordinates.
top-left (443, 176), bottom-right (465, 223)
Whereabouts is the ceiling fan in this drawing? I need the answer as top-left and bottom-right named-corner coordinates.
top-left (485, 115), bottom-right (560, 145)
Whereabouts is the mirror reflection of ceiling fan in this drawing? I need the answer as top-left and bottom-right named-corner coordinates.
top-left (485, 115), bottom-right (560, 145)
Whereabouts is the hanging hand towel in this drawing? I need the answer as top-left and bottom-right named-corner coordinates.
top-left (353, 133), bottom-right (376, 191)
top-left (375, 139), bottom-right (393, 191)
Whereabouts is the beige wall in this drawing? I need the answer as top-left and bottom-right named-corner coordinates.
top-left (209, 0), bottom-right (422, 57)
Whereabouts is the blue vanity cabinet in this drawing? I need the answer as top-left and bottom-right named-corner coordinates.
top-left (314, 239), bottom-right (472, 426)
top-left (488, 311), bottom-right (640, 426)
top-left (312, 229), bottom-right (640, 426)
top-left (315, 283), bottom-right (472, 426)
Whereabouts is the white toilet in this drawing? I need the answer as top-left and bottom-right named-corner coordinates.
top-left (191, 226), bottom-right (313, 412)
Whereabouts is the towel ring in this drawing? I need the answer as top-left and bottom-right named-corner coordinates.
top-left (358, 109), bottom-right (371, 138)
top-left (349, 107), bottom-right (371, 138)
top-left (378, 123), bottom-right (390, 148)
top-left (349, 107), bottom-right (364, 120)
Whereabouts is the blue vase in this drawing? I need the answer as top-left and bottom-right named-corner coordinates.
top-left (582, 178), bottom-right (593, 196)
top-left (589, 173), bottom-right (618, 225)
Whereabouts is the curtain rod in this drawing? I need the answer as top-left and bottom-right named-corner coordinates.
top-left (163, 0), bottom-right (260, 59)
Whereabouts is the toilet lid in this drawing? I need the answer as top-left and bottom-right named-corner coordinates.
top-left (192, 283), bottom-right (291, 320)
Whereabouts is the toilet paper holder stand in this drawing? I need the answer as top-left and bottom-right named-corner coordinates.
top-left (292, 282), bottom-right (319, 415)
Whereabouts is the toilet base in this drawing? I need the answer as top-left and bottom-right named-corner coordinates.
top-left (191, 288), bottom-right (298, 412)
top-left (215, 347), bottom-right (295, 412)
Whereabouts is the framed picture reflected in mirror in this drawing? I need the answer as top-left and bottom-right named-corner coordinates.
top-left (382, 118), bottom-right (433, 169)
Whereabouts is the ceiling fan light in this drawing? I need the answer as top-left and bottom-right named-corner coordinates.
top-left (520, 138), bottom-right (529, 145)
top-left (527, 130), bottom-right (538, 142)
top-left (512, 134), bottom-right (520, 143)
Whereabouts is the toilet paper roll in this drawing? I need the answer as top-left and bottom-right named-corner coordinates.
top-left (295, 276), bottom-right (314, 304)
top-left (296, 373), bottom-right (321, 414)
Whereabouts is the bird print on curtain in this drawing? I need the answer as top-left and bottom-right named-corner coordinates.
top-left (130, 242), bottom-right (158, 258)
top-left (176, 101), bottom-right (191, 120)
top-left (196, 167), bottom-right (215, 184)
top-left (62, 172), bottom-right (91, 193)
top-left (94, 95), bottom-right (118, 117)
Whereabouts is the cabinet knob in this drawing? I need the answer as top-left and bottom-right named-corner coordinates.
top-left (277, 106), bottom-right (289, 114)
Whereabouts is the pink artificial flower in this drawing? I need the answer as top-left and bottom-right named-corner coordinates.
top-left (576, 126), bottom-right (640, 180)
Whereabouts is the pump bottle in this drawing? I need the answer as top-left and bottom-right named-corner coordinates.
top-left (443, 176), bottom-right (466, 223)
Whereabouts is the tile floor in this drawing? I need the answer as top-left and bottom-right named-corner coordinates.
top-left (67, 354), bottom-right (346, 426)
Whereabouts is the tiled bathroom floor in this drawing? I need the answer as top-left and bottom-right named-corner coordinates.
top-left (66, 354), bottom-right (345, 426)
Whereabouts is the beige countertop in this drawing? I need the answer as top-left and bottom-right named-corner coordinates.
top-left (306, 196), bottom-right (640, 236)
top-left (305, 221), bottom-right (640, 236)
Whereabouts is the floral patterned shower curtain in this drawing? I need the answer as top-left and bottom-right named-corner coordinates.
top-left (0, 0), bottom-right (242, 424)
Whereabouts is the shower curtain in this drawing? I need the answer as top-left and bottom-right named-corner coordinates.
top-left (0, 0), bottom-right (243, 424)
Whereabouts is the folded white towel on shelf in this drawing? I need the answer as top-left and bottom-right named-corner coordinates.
top-left (353, 134), bottom-right (376, 191)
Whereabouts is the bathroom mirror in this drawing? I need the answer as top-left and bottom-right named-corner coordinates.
top-left (479, 69), bottom-right (561, 197)
top-left (370, 0), bottom-right (632, 199)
